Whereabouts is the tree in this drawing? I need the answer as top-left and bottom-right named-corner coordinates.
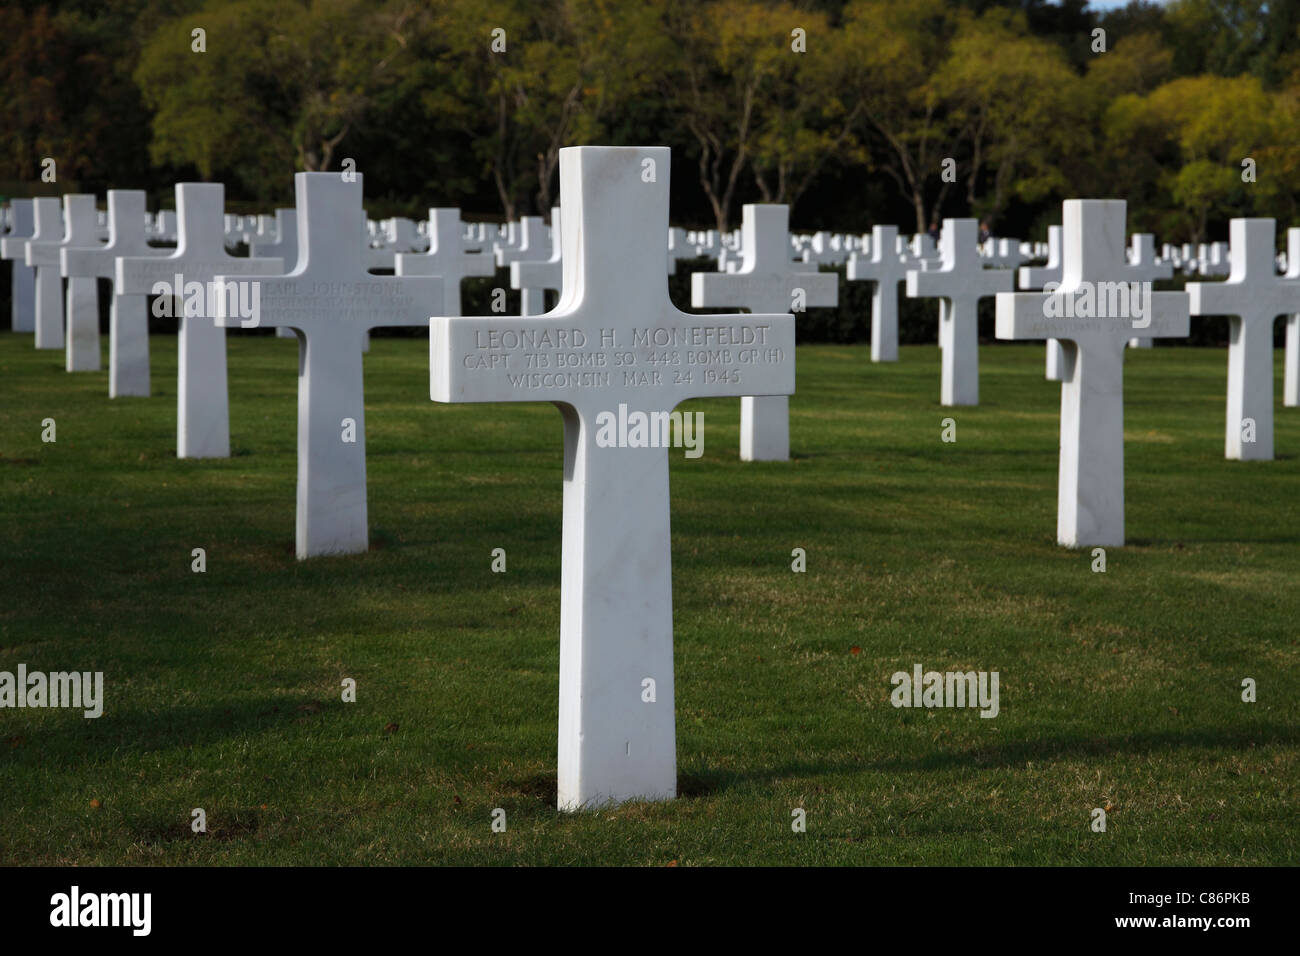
top-left (937, 10), bottom-right (1082, 225)
top-left (419, 0), bottom-right (664, 220)
top-left (0, 3), bottom-right (153, 193)
top-left (836, 0), bottom-right (965, 233)
top-left (662, 0), bottom-right (819, 232)
top-left (135, 0), bottom-right (419, 198)
top-left (1103, 74), bottom-right (1291, 240)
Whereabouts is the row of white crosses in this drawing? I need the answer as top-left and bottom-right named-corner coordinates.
top-left (118, 184), bottom-right (286, 458)
top-left (7, 189), bottom-right (1297, 471)
top-left (5, 177), bottom-right (1299, 812)
top-left (65, 191), bottom-right (170, 395)
top-left (2, 196), bottom-right (178, 372)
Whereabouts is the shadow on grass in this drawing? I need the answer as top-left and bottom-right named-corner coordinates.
top-left (864, 722), bottom-right (1299, 774)
top-left (1129, 535), bottom-right (1300, 546)
top-left (5, 695), bottom-right (344, 767)
top-left (497, 768), bottom-right (727, 811)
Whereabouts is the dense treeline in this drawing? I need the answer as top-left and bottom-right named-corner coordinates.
top-left (3, 0), bottom-right (1300, 244)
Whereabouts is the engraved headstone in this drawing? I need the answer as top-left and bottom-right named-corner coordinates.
top-left (429, 146), bottom-right (794, 809)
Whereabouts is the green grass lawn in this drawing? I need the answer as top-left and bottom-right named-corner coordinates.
top-left (0, 332), bottom-right (1296, 865)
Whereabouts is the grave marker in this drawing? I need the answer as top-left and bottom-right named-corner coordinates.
top-left (906, 219), bottom-right (1014, 405)
top-left (117, 183), bottom-right (283, 458)
top-left (495, 216), bottom-right (550, 314)
top-left (62, 190), bottom-right (170, 396)
top-left (846, 224), bottom-right (910, 363)
top-left (21, 198), bottom-right (67, 349)
top-left (215, 173), bottom-right (444, 558)
top-left (1, 200), bottom-right (36, 332)
top-left (995, 199), bottom-right (1189, 546)
top-left (691, 203), bottom-right (833, 460)
top-left (1187, 218), bottom-right (1300, 461)
top-left (510, 206), bottom-right (562, 307)
top-left (430, 146), bottom-right (794, 808)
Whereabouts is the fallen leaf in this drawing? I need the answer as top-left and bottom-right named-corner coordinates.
top-left (850, 646), bottom-right (861, 656)
top-left (89, 799), bottom-right (101, 809)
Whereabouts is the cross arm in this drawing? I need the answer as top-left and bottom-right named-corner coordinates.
top-left (116, 254), bottom-right (284, 296)
top-left (213, 271), bottom-right (441, 331)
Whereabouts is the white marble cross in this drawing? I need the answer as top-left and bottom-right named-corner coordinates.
top-left (1, 199), bottom-right (36, 332)
top-left (62, 190), bottom-right (170, 396)
top-left (20, 198), bottom-right (68, 349)
top-left (846, 224), bottom-right (910, 362)
top-left (1187, 218), bottom-right (1300, 461)
top-left (996, 200), bottom-right (1189, 547)
top-left (430, 146), bottom-right (794, 809)
top-left (395, 208), bottom-right (495, 316)
top-left (906, 218), bottom-right (1014, 405)
top-left (690, 203), bottom-right (834, 460)
top-left (39, 195), bottom-right (105, 371)
top-left (510, 206), bottom-right (562, 307)
top-left (215, 173), bottom-right (444, 558)
top-left (117, 183), bottom-right (284, 459)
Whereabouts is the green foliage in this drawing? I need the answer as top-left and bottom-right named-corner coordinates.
top-left (6, 0), bottom-right (1300, 249)
top-left (135, 0), bottom-right (418, 198)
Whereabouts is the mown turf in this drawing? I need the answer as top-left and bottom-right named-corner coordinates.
top-left (0, 331), bottom-right (1296, 865)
